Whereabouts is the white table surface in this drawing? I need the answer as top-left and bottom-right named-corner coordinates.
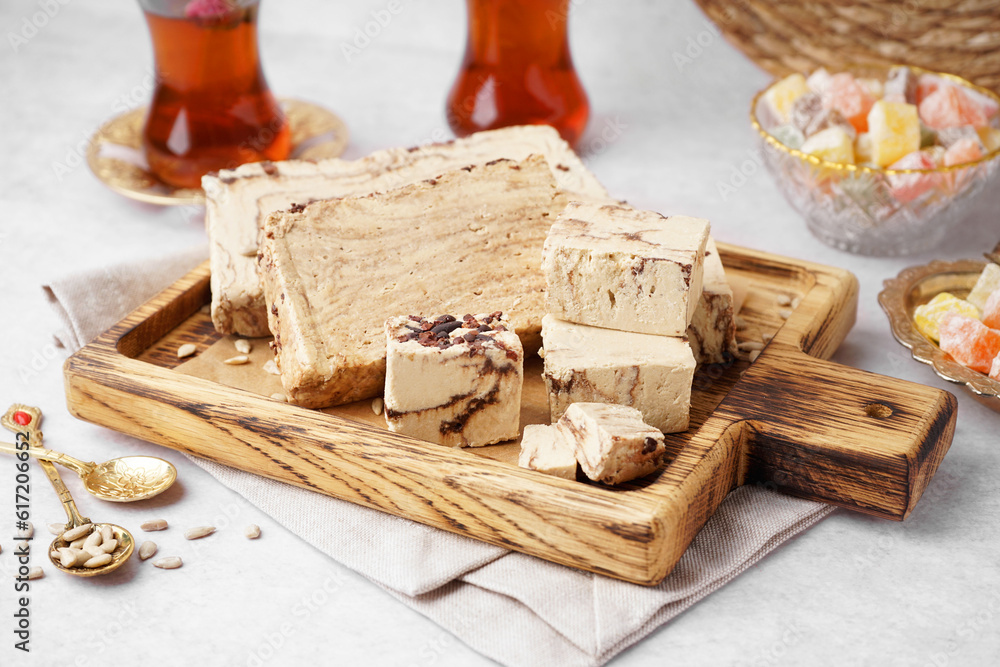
top-left (3, 1), bottom-right (1000, 665)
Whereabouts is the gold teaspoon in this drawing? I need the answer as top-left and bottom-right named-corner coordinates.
top-left (3, 404), bottom-right (134, 577)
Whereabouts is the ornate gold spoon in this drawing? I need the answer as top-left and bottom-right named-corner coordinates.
top-left (3, 404), bottom-right (134, 577)
top-left (0, 441), bottom-right (176, 502)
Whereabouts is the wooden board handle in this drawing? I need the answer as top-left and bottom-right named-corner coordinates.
top-left (717, 343), bottom-right (957, 520)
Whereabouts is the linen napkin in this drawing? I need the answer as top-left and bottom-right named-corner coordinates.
top-left (44, 247), bottom-right (836, 667)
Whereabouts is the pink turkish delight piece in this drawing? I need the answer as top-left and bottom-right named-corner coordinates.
top-left (887, 150), bottom-right (939, 203)
top-left (943, 137), bottom-right (985, 167)
top-left (919, 84), bottom-right (991, 130)
top-left (824, 73), bottom-right (876, 133)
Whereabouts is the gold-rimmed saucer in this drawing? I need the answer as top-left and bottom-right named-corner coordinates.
top-left (86, 99), bottom-right (349, 206)
top-left (879, 257), bottom-right (1000, 412)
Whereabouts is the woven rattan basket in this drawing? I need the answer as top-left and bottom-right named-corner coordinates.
top-left (694, 0), bottom-right (1000, 94)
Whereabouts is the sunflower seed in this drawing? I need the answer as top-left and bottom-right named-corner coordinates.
top-left (791, 297), bottom-right (801, 309)
top-left (100, 525), bottom-right (114, 543)
top-left (48, 523), bottom-right (66, 536)
top-left (27, 566), bottom-right (44, 580)
top-left (776, 294), bottom-right (792, 307)
top-left (199, 304), bottom-right (211, 314)
top-left (223, 355), bottom-right (250, 365)
top-left (100, 539), bottom-right (118, 554)
top-left (84, 530), bottom-right (103, 549)
top-left (778, 308), bottom-right (793, 320)
top-left (235, 339), bottom-right (252, 354)
top-left (84, 544), bottom-right (105, 558)
top-left (62, 524), bottom-right (92, 542)
top-left (738, 341), bottom-right (765, 352)
top-left (270, 393), bottom-right (286, 402)
top-left (138, 541), bottom-right (157, 561)
top-left (58, 547), bottom-right (77, 568)
top-left (371, 397), bottom-right (384, 415)
top-left (762, 332), bottom-right (774, 343)
top-left (69, 537), bottom-right (87, 550)
top-left (749, 350), bottom-right (761, 362)
top-left (141, 519), bottom-right (168, 532)
top-left (184, 526), bottom-right (216, 540)
top-left (84, 554), bottom-right (113, 569)
top-left (735, 315), bottom-right (748, 330)
top-left (153, 556), bottom-right (183, 570)
top-left (244, 525), bottom-right (261, 539)
top-left (262, 359), bottom-right (280, 375)
top-left (18, 522), bottom-right (33, 539)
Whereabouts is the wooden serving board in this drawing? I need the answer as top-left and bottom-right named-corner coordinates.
top-left (63, 243), bottom-right (957, 586)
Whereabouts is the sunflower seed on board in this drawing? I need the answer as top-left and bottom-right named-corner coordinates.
top-left (62, 524), bottom-right (92, 542)
top-left (234, 339), bottom-right (252, 354)
top-left (738, 341), bottom-right (765, 352)
top-left (184, 526), bottom-right (215, 540)
top-left (749, 350), bottom-right (761, 363)
top-left (177, 343), bottom-right (197, 359)
top-left (138, 541), bottom-right (157, 561)
top-left (223, 355), bottom-right (250, 366)
top-left (270, 393), bottom-right (286, 402)
top-left (776, 294), bottom-right (792, 307)
top-left (141, 519), bottom-right (168, 532)
top-left (27, 566), bottom-right (44, 580)
top-left (100, 525), bottom-right (114, 543)
top-left (791, 297), bottom-right (801, 309)
top-left (762, 332), bottom-right (774, 343)
top-left (244, 525), bottom-right (261, 539)
top-left (262, 359), bottom-right (280, 375)
top-left (48, 523), bottom-right (66, 536)
top-left (371, 397), bottom-right (384, 416)
top-left (778, 308), bottom-right (793, 320)
top-left (153, 556), bottom-right (182, 570)
top-left (84, 554), bottom-right (113, 569)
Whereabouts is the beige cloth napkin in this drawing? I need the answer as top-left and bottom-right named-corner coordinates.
top-left (44, 247), bottom-right (836, 667)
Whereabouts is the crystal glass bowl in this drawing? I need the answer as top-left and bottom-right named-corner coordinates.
top-left (750, 66), bottom-right (1000, 256)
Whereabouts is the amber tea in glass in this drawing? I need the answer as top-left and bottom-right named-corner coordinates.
top-left (447, 0), bottom-right (589, 147)
top-left (139, 0), bottom-right (290, 189)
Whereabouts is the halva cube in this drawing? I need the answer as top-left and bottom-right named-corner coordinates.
top-left (384, 312), bottom-right (523, 447)
top-left (517, 424), bottom-right (577, 480)
top-left (541, 315), bottom-right (695, 433)
top-left (556, 403), bottom-right (666, 485)
top-left (542, 202), bottom-right (709, 337)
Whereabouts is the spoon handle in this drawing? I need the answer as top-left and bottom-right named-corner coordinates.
top-left (3, 405), bottom-right (91, 528)
top-left (0, 441), bottom-right (97, 476)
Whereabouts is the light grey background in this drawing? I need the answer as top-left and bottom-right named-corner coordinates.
top-left (2, 0), bottom-right (999, 665)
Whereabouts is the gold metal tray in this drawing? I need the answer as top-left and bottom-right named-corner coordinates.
top-left (879, 258), bottom-right (1000, 412)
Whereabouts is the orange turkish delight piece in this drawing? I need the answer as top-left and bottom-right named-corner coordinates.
top-left (824, 73), bottom-right (876, 134)
top-left (938, 312), bottom-right (1000, 374)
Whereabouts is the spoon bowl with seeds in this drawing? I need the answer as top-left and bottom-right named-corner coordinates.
top-left (4, 404), bottom-right (135, 577)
